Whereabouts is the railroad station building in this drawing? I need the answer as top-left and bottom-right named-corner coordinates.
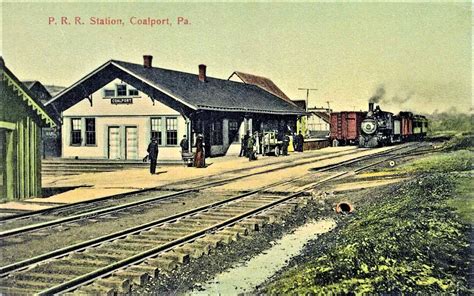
top-left (0, 58), bottom-right (57, 200)
top-left (45, 56), bottom-right (305, 161)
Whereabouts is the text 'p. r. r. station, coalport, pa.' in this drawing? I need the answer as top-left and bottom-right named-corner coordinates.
top-left (47, 16), bottom-right (191, 27)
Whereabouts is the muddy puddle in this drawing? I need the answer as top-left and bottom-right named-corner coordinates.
top-left (188, 218), bottom-right (336, 295)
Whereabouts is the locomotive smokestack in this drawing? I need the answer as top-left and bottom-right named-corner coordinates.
top-left (369, 102), bottom-right (374, 112)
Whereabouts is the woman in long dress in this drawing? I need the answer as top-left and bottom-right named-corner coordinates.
top-left (194, 135), bottom-right (206, 168)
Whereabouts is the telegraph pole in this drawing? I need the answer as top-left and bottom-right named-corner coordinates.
top-left (325, 101), bottom-right (332, 111)
top-left (298, 88), bottom-right (318, 111)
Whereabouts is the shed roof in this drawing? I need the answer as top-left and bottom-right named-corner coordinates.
top-left (1, 58), bottom-right (57, 127)
top-left (47, 60), bottom-right (304, 116)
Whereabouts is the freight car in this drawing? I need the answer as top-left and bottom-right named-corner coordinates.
top-left (330, 111), bottom-right (366, 145)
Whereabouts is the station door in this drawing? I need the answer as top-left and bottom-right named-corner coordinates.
top-left (108, 127), bottom-right (121, 159)
top-left (125, 126), bottom-right (138, 160)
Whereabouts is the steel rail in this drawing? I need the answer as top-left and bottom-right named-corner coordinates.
top-left (38, 172), bottom-right (347, 296)
top-left (0, 144), bottom-right (414, 277)
top-left (2, 143), bottom-right (422, 295)
top-left (0, 147), bottom-right (383, 238)
top-left (0, 148), bottom-right (361, 223)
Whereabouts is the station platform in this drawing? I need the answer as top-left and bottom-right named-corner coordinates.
top-left (0, 146), bottom-right (357, 212)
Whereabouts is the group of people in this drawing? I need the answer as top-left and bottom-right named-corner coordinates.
top-left (240, 130), bottom-right (305, 161)
top-left (146, 134), bottom-right (205, 174)
top-left (239, 131), bottom-right (255, 160)
top-left (147, 130), bottom-right (305, 173)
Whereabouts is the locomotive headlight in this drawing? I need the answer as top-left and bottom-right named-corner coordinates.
top-left (361, 119), bottom-right (377, 134)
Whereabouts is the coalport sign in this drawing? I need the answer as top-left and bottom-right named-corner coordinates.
top-left (111, 97), bottom-right (133, 105)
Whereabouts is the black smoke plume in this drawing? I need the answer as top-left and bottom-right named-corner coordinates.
top-left (369, 85), bottom-right (386, 103)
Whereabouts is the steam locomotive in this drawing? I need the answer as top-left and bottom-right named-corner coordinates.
top-left (358, 103), bottom-right (428, 148)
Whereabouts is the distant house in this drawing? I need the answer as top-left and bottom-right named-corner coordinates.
top-left (45, 56), bottom-right (304, 161)
top-left (0, 58), bottom-right (57, 200)
top-left (292, 100), bottom-right (330, 138)
top-left (23, 81), bottom-right (65, 158)
top-left (228, 71), bottom-right (297, 107)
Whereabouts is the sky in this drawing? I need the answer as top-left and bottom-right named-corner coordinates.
top-left (1, 1), bottom-right (472, 114)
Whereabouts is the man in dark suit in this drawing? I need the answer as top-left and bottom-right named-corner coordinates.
top-left (180, 135), bottom-right (189, 153)
top-left (147, 137), bottom-right (159, 174)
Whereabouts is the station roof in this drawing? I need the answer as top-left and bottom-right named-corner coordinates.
top-left (46, 59), bottom-right (305, 116)
top-left (228, 71), bottom-right (297, 106)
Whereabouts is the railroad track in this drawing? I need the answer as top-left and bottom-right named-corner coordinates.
top-left (0, 143), bottom-right (430, 295)
top-left (0, 145), bottom-right (411, 237)
top-left (0, 147), bottom-right (363, 224)
top-left (0, 143), bottom-right (423, 240)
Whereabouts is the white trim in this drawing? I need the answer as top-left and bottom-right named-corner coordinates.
top-left (111, 61), bottom-right (197, 111)
top-left (45, 60), bottom-right (113, 106)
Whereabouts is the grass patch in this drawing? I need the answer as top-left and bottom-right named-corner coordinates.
top-left (393, 150), bottom-right (473, 174)
top-left (447, 176), bottom-right (473, 224)
top-left (264, 174), bottom-right (471, 294)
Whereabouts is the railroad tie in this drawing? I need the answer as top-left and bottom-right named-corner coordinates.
top-left (126, 265), bottom-right (160, 279)
top-left (159, 250), bottom-right (190, 264)
top-left (208, 233), bottom-right (234, 245)
top-left (174, 244), bottom-right (204, 259)
top-left (219, 226), bottom-right (248, 240)
top-left (75, 283), bottom-right (116, 296)
top-left (94, 277), bottom-right (131, 294)
top-left (242, 216), bottom-right (267, 229)
top-left (194, 236), bottom-right (223, 249)
top-left (0, 286), bottom-right (36, 296)
top-left (145, 257), bottom-right (177, 273)
top-left (114, 270), bottom-right (150, 286)
top-left (236, 220), bottom-right (260, 232)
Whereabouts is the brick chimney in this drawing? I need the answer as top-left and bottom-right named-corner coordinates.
top-left (198, 64), bottom-right (207, 82)
top-left (143, 55), bottom-right (153, 68)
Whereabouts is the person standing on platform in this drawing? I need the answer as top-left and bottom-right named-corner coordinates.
top-left (297, 131), bottom-right (304, 152)
top-left (282, 133), bottom-right (290, 156)
top-left (180, 135), bottom-right (189, 153)
top-left (247, 134), bottom-right (256, 161)
top-left (293, 132), bottom-right (300, 152)
top-left (147, 137), bottom-right (159, 174)
top-left (239, 131), bottom-right (250, 157)
top-left (194, 134), bottom-right (206, 168)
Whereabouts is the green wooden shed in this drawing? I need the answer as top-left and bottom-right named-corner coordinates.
top-left (0, 58), bottom-right (57, 200)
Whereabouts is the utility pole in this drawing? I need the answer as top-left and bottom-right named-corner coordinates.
top-left (298, 88), bottom-right (318, 111)
top-left (325, 101), bottom-right (332, 112)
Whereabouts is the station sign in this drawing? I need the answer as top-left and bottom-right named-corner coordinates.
top-left (111, 98), bottom-right (133, 105)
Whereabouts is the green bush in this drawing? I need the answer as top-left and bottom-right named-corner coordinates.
top-left (427, 112), bottom-right (473, 135)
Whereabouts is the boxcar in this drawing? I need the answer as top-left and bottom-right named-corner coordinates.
top-left (330, 111), bottom-right (366, 145)
top-left (398, 111), bottom-right (413, 140)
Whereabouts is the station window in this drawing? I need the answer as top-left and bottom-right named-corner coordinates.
top-left (128, 88), bottom-right (139, 96)
top-left (71, 118), bottom-right (82, 145)
top-left (151, 118), bottom-right (162, 145)
top-left (103, 89), bottom-right (115, 97)
top-left (211, 120), bottom-right (223, 145)
top-left (228, 120), bottom-right (239, 143)
top-left (85, 118), bottom-right (96, 145)
top-left (116, 85), bottom-right (127, 96)
top-left (166, 117), bottom-right (178, 145)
